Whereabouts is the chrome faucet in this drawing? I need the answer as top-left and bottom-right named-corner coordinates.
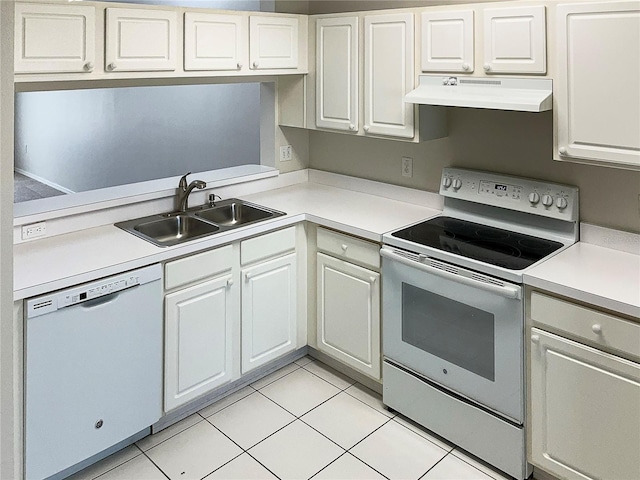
top-left (177, 172), bottom-right (206, 212)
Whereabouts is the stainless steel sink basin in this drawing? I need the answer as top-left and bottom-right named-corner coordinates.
top-left (195, 201), bottom-right (275, 226)
top-left (132, 215), bottom-right (220, 247)
top-left (115, 199), bottom-right (285, 247)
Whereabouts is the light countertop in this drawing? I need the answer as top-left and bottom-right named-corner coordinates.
top-left (524, 242), bottom-right (640, 319)
top-left (14, 182), bottom-right (441, 300)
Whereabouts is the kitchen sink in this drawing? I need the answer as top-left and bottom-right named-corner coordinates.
top-left (195, 200), bottom-right (275, 226)
top-left (133, 215), bottom-right (220, 247)
top-left (116, 199), bottom-right (285, 247)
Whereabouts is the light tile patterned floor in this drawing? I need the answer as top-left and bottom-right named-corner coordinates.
top-left (70, 358), bottom-right (513, 480)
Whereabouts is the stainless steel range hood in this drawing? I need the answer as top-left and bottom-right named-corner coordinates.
top-left (405, 75), bottom-right (552, 112)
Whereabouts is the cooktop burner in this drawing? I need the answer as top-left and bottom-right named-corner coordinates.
top-left (391, 216), bottom-right (564, 270)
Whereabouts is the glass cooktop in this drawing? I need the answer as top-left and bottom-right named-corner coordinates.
top-left (391, 216), bottom-right (564, 270)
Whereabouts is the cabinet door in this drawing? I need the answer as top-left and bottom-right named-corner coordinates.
top-left (364, 13), bottom-right (415, 138)
top-left (530, 328), bottom-right (640, 480)
top-left (316, 16), bottom-right (359, 132)
top-left (317, 253), bottom-right (380, 379)
top-left (105, 8), bottom-right (178, 72)
top-left (249, 15), bottom-right (298, 70)
top-left (556, 2), bottom-right (640, 169)
top-left (15, 3), bottom-right (95, 74)
top-left (242, 253), bottom-right (297, 373)
top-left (165, 273), bottom-right (237, 411)
top-left (483, 6), bottom-right (546, 74)
top-left (421, 10), bottom-right (474, 73)
top-left (184, 12), bottom-right (245, 72)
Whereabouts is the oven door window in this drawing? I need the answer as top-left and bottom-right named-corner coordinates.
top-left (402, 283), bottom-right (495, 381)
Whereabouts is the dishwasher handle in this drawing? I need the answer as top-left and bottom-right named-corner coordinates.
top-left (80, 292), bottom-right (122, 309)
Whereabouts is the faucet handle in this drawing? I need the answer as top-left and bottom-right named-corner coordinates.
top-left (178, 172), bottom-right (192, 189)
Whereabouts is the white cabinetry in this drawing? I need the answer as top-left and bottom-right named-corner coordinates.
top-left (316, 228), bottom-right (381, 380)
top-left (555, 1), bottom-right (640, 169)
top-left (483, 6), bottom-right (546, 74)
top-left (249, 16), bottom-right (299, 70)
top-left (164, 246), bottom-right (239, 412)
top-left (364, 13), bottom-right (415, 138)
top-left (15, 3), bottom-right (95, 74)
top-left (316, 16), bottom-right (358, 132)
top-left (421, 10), bottom-right (474, 73)
top-left (241, 227), bottom-right (298, 373)
top-left (106, 8), bottom-right (178, 72)
top-left (184, 12), bottom-right (245, 72)
top-left (528, 291), bottom-right (640, 480)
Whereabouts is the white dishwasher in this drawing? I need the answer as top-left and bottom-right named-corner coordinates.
top-left (25, 264), bottom-right (163, 480)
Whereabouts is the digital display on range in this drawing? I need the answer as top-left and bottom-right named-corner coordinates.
top-left (479, 180), bottom-right (522, 200)
top-left (495, 184), bottom-right (508, 191)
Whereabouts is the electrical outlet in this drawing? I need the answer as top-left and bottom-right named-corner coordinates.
top-left (402, 157), bottom-right (413, 178)
top-left (22, 221), bottom-right (47, 240)
top-left (280, 145), bottom-right (292, 162)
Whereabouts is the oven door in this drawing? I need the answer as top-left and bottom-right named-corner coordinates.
top-left (381, 247), bottom-right (524, 424)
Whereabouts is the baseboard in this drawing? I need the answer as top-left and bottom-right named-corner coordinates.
top-left (307, 346), bottom-right (382, 394)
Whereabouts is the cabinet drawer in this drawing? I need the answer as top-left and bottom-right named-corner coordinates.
top-left (530, 291), bottom-right (640, 361)
top-left (241, 226), bottom-right (296, 265)
top-left (317, 227), bottom-right (380, 270)
top-left (165, 245), bottom-right (233, 291)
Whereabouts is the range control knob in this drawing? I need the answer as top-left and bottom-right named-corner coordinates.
top-left (542, 194), bottom-right (554, 207)
top-left (442, 177), bottom-right (452, 188)
top-left (528, 192), bottom-right (540, 205)
top-left (452, 179), bottom-right (462, 190)
top-left (556, 197), bottom-right (568, 210)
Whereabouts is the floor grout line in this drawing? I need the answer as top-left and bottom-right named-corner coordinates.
top-left (140, 449), bottom-right (172, 480)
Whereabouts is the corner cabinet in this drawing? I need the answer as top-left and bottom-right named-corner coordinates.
top-left (163, 245), bottom-right (240, 412)
top-left (555, 1), bottom-right (640, 169)
top-left (363, 13), bottom-right (415, 139)
top-left (14, 2), bottom-right (96, 74)
top-left (241, 227), bottom-right (298, 373)
top-left (528, 291), bottom-right (640, 480)
top-left (316, 228), bottom-right (381, 380)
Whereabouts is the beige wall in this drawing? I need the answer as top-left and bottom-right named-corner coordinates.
top-left (0, 1), bottom-right (17, 477)
top-left (309, 109), bottom-right (640, 233)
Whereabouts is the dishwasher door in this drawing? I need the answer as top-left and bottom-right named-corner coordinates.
top-left (25, 264), bottom-right (163, 480)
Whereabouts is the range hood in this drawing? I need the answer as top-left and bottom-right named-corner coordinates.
top-left (405, 75), bottom-right (552, 112)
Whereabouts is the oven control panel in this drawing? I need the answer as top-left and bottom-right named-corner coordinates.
top-left (440, 168), bottom-right (579, 221)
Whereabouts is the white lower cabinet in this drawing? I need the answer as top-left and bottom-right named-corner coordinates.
top-left (241, 252), bottom-right (297, 373)
top-left (240, 225), bottom-right (299, 374)
top-left (163, 246), bottom-right (239, 412)
top-left (529, 291), bottom-right (640, 480)
top-left (530, 327), bottom-right (640, 480)
top-left (316, 252), bottom-right (380, 379)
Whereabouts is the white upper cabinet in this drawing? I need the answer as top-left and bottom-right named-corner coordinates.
top-left (184, 12), bottom-right (245, 72)
top-left (15, 3), bottom-right (95, 74)
top-left (364, 13), bottom-right (415, 138)
top-left (421, 10), bottom-right (474, 73)
top-left (483, 6), bottom-right (546, 74)
top-left (555, 1), bottom-right (640, 169)
top-left (105, 8), bottom-right (178, 72)
top-left (316, 16), bottom-right (359, 132)
top-left (249, 15), bottom-right (299, 70)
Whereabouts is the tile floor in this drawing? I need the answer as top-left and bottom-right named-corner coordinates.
top-left (70, 357), bottom-right (512, 480)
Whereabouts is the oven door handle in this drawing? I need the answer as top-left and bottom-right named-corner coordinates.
top-left (380, 247), bottom-right (522, 300)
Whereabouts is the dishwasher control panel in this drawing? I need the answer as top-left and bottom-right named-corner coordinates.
top-left (25, 266), bottom-right (161, 319)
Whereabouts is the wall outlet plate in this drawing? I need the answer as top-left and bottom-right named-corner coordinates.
top-left (280, 145), bottom-right (292, 162)
top-left (402, 157), bottom-right (413, 178)
top-left (22, 221), bottom-right (47, 240)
